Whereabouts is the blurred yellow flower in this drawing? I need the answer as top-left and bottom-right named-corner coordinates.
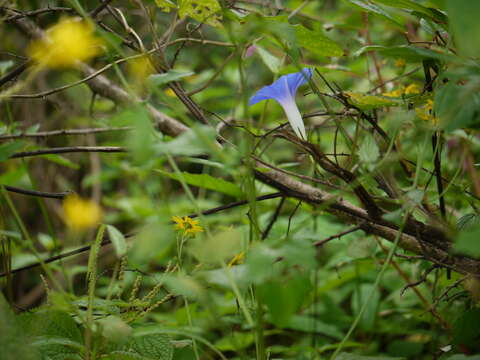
top-left (416, 99), bottom-right (438, 124)
top-left (29, 17), bottom-right (103, 68)
top-left (164, 88), bottom-right (176, 97)
top-left (395, 58), bottom-right (406, 67)
top-left (227, 251), bottom-right (245, 267)
top-left (382, 89), bottom-right (403, 97)
top-left (128, 55), bottom-right (155, 81)
top-left (382, 83), bottom-right (421, 97)
top-left (404, 83), bottom-right (421, 95)
top-left (63, 195), bottom-right (102, 229)
top-left (172, 216), bottom-right (204, 236)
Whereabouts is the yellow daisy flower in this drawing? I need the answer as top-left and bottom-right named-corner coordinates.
top-left (172, 216), bottom-right (204, 236)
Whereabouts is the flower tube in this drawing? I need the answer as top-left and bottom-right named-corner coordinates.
top-left (249, 68), bottom-right (313, 140)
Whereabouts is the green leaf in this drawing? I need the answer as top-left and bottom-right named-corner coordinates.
top-left (285, 315), bottom-right (344, 339)
top-left (454, 223), bottom-right (480, 257)
top-left (435, 78), bottom-right (480, 131)
top-left (155, 0), bottom-right (176, 12)
top-left (256, 45), bottom-right (281, 74)
top-left (354, 45), bottom-right (455, 62)
top-left (295, 25), bottom-right (344, 57)
top-left (0, 141), bottom-right (24, 161)
top-left (457, 214), bottom-right (480, 230)
top-left (148, 71), bottom-right (194, 87)
top-left (359, 133), bottom-right (380, 164)
top-left (214, 332), bottom-right (254, 351)
top-left (189, 228), bottom-right (243, 264)
top-left (19, 310), bottom-right (83, 342)
top-left (345, 92), bottom-right (399, 110)
top-left (18, 310), bottom-right (83, 360)
top-left (344, 0), bottom-right (403, 28)
top-left (453, 309), bottom-right (480, 348)
top-left (106, 225), bottom-right (128, 258)
top-left (257, 274), bottom-right (312, 327)
top-left (372, 0), bottom-right (447, 23)
top-left (178, 0), bottom-right (222, 27)
top-left (446, 0), bottom-right (480, 57)
top-left (156, 170), bottom-right (243, 197)
top-left (128, 334), bottom-right (173, 360)
top-left (0, 294), bottom-right (40, 360)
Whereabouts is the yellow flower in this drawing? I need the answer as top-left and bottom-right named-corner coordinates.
top-left (404, 83), bottom-right (421, 95)
top-left (416, 99), bottom-right (438, 124)
top-left (172, 216), bottom-right (204, 236)
top-left (128, 55), bottom-right (155, 82)
top-left (382, 89), bottom-right (403, 97)
top-left (395, 58), bottom-right (406, 67)
top-left (172, 216), bottom-right (186, 230)
top-left (164, 88), bottom-right (176, 97)
top-left (227, 251), bottom-right (245, 267)
top-left (29, 17), bottom-right (103, 68)
top-left (63, 195), bottom-right (102, 230)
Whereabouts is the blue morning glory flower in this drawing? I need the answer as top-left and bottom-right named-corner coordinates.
top-left (249, 67), bottom-right (313, 140)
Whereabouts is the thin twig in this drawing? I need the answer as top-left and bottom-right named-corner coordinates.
top-left (314, 225), bottom-right (362, 247)
top-left (3, 185), bottom-right (72, 199)
top-left (0, 126), bottom-right (132, 141)
top-left (10, 146), bottom-right (127, 159)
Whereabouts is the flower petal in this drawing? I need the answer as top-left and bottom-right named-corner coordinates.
top-left (249, 67), bottom-right (312, 106)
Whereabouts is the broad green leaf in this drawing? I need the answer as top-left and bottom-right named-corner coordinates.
top-left (354, 45), bottom-right (455, 62)
top-left (155, 0), bottom-right (175, 12)
top-left (344, 0), bottom-right (403, 28)
top-left (214, 332), bottom-right (254, 351)
top-left (18, 310), bottom-right (83, 342)
top-left (453, 309), bottom-right (480, 348)
top-left (156, 170), bottom-right (243, 197)
top-left (104, 351), bottom-right (148, 360)
top-left (0, 294), bottom-right (40, 360)
top-left (189, 228), bottom-right (242, 264)
top-left (344, 92), bottom-right (399, 110)
top-left (285, 315), bottom-right (344, 339)
top-left (457, 214), bottom-right (480, 230)
top-left (446, 0), bottom-right (480, 57)
top-left (454, 223), bottom-right (480, 257)
top-left (106, 225), bottom-right (127, 258)
top-left (372, 0), bottom-right (447, 23)
top-left (163, 274), bottom-right (205, 300)
top-left (18, 310), bottom-right (83, 360)
top-left (435, 79), bottom-right (480, 131)
top-left (256, 45), bottom-right (281, 73)
top-left (358, 133), bottom-right (380, 164)
top-left (0, 140), bottom-right (24, 161)
top-left (148, 71), bottom-right (194, 87)
top-left (257, 274), bottom-right (311, 327)
top-left (178, 0), bottom-right (222, 27)
top-left (128, 334), bottom-right (173, 360)
top-left (295, 25), bottom-right (343, 57)
top-left (98, 316), bottom-right (132, 344)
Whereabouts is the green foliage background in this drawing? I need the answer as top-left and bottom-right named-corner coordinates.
top-left (1, 0), bottom-right (480, 359)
